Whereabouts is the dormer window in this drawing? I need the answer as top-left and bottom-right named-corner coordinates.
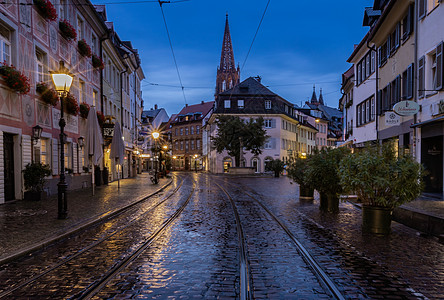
top-left (238, 99), bottom-right (244, 108)
top-left (224, 100), bottom-right (231, 108)
top-left (265, 100), bottom-right (271, 109)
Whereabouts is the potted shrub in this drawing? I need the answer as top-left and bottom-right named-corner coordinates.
top-left (0, 63), bottom-right (31, 95)
top-left (23, 162), bottom-right (51, 201)
top-left (287, 156), bottom-right (314, 200)
top-left (59, 19), bottom-right (77, 41)
top-left (79, 102), bottom-right (90, 119)
top-left (78, 39), bottom-right (92, 57)
top-left (36, 82), bottom-right (58, 106)
top-left (33, 0), bottom-right (57, 21)
top-left (92, 54), bottom-right (104, 70)
top-left (266, 159), bottom-right (284, 177)
top-left (306, 147), bottom-right (350, 213)
top-left (339, 144), bottom-right (424, 234)
top-left (63, 93), bottom-right (79, 116)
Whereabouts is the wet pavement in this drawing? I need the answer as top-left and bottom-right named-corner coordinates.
top-left (0, 172), bottom-right (442, 299)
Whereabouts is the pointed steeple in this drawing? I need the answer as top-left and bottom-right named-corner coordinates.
top-left (310, 84), bottom-right (317, 104)
top-left (215, 14), bottom-right (240, 96)
top-left (318, 88), bottom-right (324, 105)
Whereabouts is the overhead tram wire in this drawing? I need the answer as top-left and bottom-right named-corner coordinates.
top-left (240, 0), bottom-right (271, 73)
top-left (158, 0), bottom-right (187, 105)
top-left (1, 0), bottom-right (191, 6)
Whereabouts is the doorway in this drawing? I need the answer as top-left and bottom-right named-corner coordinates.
top-left (421, 135), bottom-right (443, 193)
top-left (3, 133), bottom-right (15, 201)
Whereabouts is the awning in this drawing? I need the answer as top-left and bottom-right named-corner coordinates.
top-left (411, 115), bottom-right (444, 128)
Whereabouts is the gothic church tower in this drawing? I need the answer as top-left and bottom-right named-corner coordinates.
top-left (215, 14), bottom-right (240, 96)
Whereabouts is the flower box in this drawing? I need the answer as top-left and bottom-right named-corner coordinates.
top-left (63, 93), bottom-right (79, 115)
top-left (36, 82), bottom-right (58, 106)
top-left (59, 19), bottom-right (77, 41)
top-left (33, 0), bottom-right (57, 21)
top-left (92, 54), bottom-right (104, 70)
top-left (78, 39), bottom-right (92, 57)
top-left (0, 63), bottom-right (31, 95)
top-left (79, 102), bottom-right (90, 119)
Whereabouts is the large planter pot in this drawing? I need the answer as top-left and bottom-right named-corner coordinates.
top-left (362, 205), bottom-right (392, 235)
top-left (319, 193), bottom-right (339, 213)
top-left (299, 185), bottom-right (314, 200)
top-left (24, 191), bottom-right (42, 201)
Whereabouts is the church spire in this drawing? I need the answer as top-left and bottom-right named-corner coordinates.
top-left (215, 14), bottom-right (240, 96)
top-left (318, 88), bottom-right (324, 105)
top-left (310, 84), bottom-right (317, 104)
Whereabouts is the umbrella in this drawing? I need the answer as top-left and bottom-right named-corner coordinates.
top-left (109, 122), bottom-right (124, 188)
top-left (85, 106), bottom-right (103, 195)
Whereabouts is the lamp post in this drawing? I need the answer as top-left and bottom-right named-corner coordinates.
top-left (31, 125), bottom-right (43, 163)
top-left (51, 61), bottom-right (73, 219)
top-left (151, 131), bottom-right (160, 184)
top-left (194, 154), bottom-right (198, 172)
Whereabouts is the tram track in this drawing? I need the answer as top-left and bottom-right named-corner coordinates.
top-left (213, 177), bottom-right (345, 300)
top-left (0, 176), bottom-right (196, 299)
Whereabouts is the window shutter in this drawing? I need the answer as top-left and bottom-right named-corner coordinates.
top-left (395, 23), bottom-right (400, 49)
top-left (378, 47), bottom-right (382, 67)
top-left (377, 90), bottom-right (382, 115)
top-left (407, 63), bottom-right (414, 99)
top-left (271, 119), bottom-right (276, 128)
top-left (436, 42), bottom-right (443, 90)
top-left (386, 84), bottom-right (391, 111)
top-left (418, 56), bottom-right (425, 97)
top-left (419, 0), bottom-right (426, 19)
top-left (271, 138), bottom-right (276, 149)
top-left (396, 75), bottom-right (401, 103)
top-left (409, 5), bottom-right (414, 34)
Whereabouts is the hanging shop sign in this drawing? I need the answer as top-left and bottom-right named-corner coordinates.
top-left (385, 111), bottom-right (400, 126)
top-left (393, 100), bottom-right (420, 116)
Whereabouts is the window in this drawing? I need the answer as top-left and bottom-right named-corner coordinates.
top-left (402, 64), bottom-right (414, 99)
top-left (180, 128), bottom-right (183, 135)
top-left (264, 119), bottom-right (272, 128)
top-left (36, 49), bottom-right (45, 84)
top-left (224, 100), bottom-right (231, 108)
top-left (79, 80), bottom-right (85, 103)
top-left (59, 0), bottom-right (66, 19)
top-left (93, 90), bottom-right (97, 106)
top-left (265, 100), bottom-right (271, 109)
top-left (196, 126), bottom-right (200, 134)
top-left (238, 99), bottom-right (244, 108)
top-left (390, 23), bottom-right (400, 55)
top-left (419, 0), bottom-right (426, 19)
top-left (419, 56), bottom-right (425, 98)
top-left (402, 5), bottom-right (414, 41)
top-left (185, 127), bottom-right (189, 135)
top-left (180, 141), bottom-right (183, 150)
top-left (175, 141), bottom-right (178, 150)
top-left (40, 138), bottom-right (50, 166)
top-left (428, 0), bottom-right (439, 12)
top-left (0, 24), bottom-right (11, 64)
top-left (264, 138), bottom-right (272, 149)
top-left (196, 139), bottom-right (200, 149)
top-left (378, 40), bottom-right (388, 66)
top-left (92, 35), bottom-right (97, 54)
top-left (357, 96), bottom-right (375, 126)
top-left (431, 51), bottom-right (438, 90)
top-left (185, 141), bottom-right (189, 152)
top-left (190, 126), bottom-right (194, 135)
top-left (191, 140), bottom-right (194, 150)
top-left (64, 143), bottom-right (72, 169)
top-left (175, 128), bottom-right (178, 136)
top-left (77, 17), bottom-right (84, 40)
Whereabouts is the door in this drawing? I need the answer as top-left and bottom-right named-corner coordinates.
top-left (421, 136), bottom-right (443, 193)
top-left (3, 133), bottom-right (15, 201)
top-left (252, 158), bottom-right (259, 173)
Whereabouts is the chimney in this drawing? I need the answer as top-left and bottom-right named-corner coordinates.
top-left (185, 104), bottom-right (188, 107)
top-left (201, 100), bottom-right (204, 104)
top-left (154, 104), bottom-right (158, 110)
top-left (254, 76), bottom-right (262, 83)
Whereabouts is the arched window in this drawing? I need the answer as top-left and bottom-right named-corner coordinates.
top-left (223, 157), bottom-right (232, 173)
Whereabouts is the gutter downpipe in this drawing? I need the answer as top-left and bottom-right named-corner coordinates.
top-left (100, 34), bottom-right (109, 114)
top-left (413, 0), bottom-right (418, 160)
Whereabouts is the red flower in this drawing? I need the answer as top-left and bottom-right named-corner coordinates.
top-left (63, 93), bottom-right (79, 115)
top-left (78, 39), bottom-right (92, 57)
top-left (79, 102), bottom-right (90, 119)
top-left (96, 111), bottom-right (105, 127)
top-left (92, 54), bottom-right (104, 70)
top-left (33, 0), bottom-right (58, 21)
top-left (0, 63), bottom-right (31, 95)
top-left (59, 19), bottom-right (77, 41)
top-left (36, 82), bottom-right (58, 106)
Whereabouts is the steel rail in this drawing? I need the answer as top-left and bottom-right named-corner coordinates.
top-left (214, 182), bottom-right (252, 300)
top-left (0, 176), bottom-right (185, 299)
top-left (215, 178), bottom-right (345, 300)
top-left (75, 180), bottom-right (196, 300)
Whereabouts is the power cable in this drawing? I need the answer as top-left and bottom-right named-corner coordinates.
top-left (240, 0), bottom-right (271, 72)
top-left (157, 0), bottom-right (187, 105)
top-left (0, 0), bottom-right (190, 5)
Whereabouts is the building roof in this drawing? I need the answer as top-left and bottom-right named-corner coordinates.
top-left (142, 108), bottom-right (163, 119)
top-left (220, 77), bottom-right (276, 96)
top-left (177, 101), bottom-right (214, 116)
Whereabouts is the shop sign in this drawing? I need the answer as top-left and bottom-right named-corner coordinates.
top-left (393, 100), bottom-right (419, 116)
top-left (385, 111), bottom-right (400, 126)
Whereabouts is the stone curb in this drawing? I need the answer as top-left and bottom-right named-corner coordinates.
top-left (0, 179), bottom-right (172, 265)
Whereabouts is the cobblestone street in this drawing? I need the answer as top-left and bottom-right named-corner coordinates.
top-left (0, 173), bottom-right (442, 299)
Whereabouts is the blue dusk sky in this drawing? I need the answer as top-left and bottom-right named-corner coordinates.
top-left (92, 0), bottom-right (373, 116)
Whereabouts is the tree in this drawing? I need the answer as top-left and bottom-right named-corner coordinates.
top-left (212, 115), bottom-right (269, 167)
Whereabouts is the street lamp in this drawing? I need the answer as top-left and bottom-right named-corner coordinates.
top-left (51, 61), bottom-right (73, 219)
top-left (151, 131), bottom-right (160, 184)
top-left (31, 125), bottom-right (43, 163)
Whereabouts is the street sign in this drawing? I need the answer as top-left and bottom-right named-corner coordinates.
top-left (393, 100), bottom-right (419, 116)
top-left (385, 111), bottom-right (400, 126)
